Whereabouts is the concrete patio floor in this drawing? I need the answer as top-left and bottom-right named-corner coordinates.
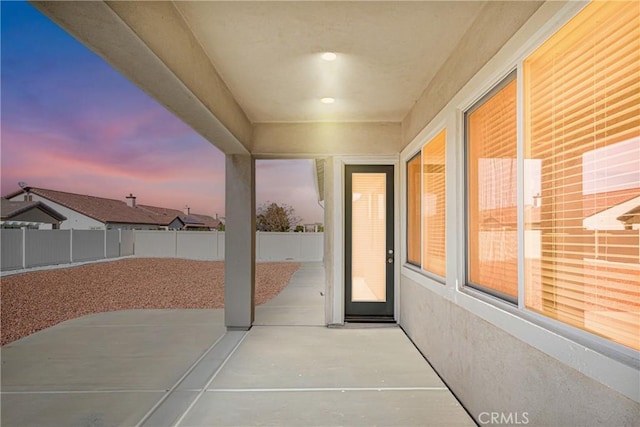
top-left (1, 262), bottom-right (475, 426)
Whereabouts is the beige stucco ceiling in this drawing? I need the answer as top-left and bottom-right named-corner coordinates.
top-left (174, 1), bottom-right (486, 123)
top-left (31, 0), bottom-right (543, 154)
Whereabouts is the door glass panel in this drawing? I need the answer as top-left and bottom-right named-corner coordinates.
top-left (351, 173), bottom-right (387, 302)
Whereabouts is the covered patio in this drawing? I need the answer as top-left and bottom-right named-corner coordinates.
top-left (9, 1), bottom-right (640, 425)
top-left (1, 263), bottom-right (474, 426)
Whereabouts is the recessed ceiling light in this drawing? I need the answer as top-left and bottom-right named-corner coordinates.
top-left (321, 97), bottom-right (335, 104)
top-left (321, 52), bottom-right (337, 61)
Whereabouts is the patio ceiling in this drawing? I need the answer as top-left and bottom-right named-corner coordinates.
top-left (31, 1), bottom-right (543, 156)
top-left (173, 1), bottom-right (484, 123)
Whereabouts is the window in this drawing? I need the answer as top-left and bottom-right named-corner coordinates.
top-left (406, 130), bottom-right (447, 277)
top-left (407, 153), bottom-right (422, 266)
top-left (523, 1), bottom-right (640, 350)
top-left (404, 0), bottom-right (638, 353)
top-left (466, 73), bottom-right (518, 301)
top-left (422, 130), bottom-right (446, 277)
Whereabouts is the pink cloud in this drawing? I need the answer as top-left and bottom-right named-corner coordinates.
top-left (75, 107), bottom-right (194, 145)
top-left (3, 128), bottom-right (324, 223)
top-left (1, 128), bottom-right (226, 217)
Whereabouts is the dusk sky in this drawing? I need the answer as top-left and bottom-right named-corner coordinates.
top-left (1, 1), bottom-right (324, 224)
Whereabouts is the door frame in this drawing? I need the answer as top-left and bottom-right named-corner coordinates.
top-left (328, 156), bottom-right (400, 325)
top-left (344, 164), bottom-right (395, 319)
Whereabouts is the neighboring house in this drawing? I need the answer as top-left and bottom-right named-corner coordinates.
top-left (304, 223), bottom-right (323, 232)
top-left (583, 189), bottom-right (640, 231)
top-left (135, 205), bottom-right (222, 231)
top-left (182, 213), bottom-right (222, 231)
top-left (617, 205), bottom-right (640, 229)
top-left (0, 198), bottom-right (67, 229)
top-left (479, 205), bottom-right (541, 230)
top-left (3, 187), bottom-right (220, 231)
top-left (476, 188), bottom-right (640, 232)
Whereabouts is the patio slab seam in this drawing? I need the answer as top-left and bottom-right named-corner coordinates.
top-left (138, 330), bottom-right (249, 427)
top-left (171, 331), bottom-right (250, 427)
top-left (1, 390), bottom-right (167, 395)
top-left (134, 330), bottom-right (228, 427)
top-left (203, 386), bottom-right (450, 392)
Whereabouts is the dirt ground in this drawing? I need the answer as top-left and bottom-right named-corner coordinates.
top-left (1, 258), bottom-right (299, 345)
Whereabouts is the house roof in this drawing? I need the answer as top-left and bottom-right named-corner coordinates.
top-left (1, 198), bottom-right (67, 222)
top-left (138, 206), bottom-right (220, 229)
top-left (185, 214), bottom-right (221, 229)
top-left (583, 188), bottom-right (640, 218)
top-left (617, 205), bottom-right (640, 225)
top-left (479, 188), bottom-right (640, 227)
top-left (480, 205), bottom-right (541, 227)
top-left (3, 187), bottom-right (220, 228)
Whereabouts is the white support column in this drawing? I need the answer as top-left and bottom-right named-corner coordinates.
top-left (323, 157), bottom-right (335, 325)
top-left (224, 154), bottom-right (256, 330)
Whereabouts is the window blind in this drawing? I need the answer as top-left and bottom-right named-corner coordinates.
top-left (407, 154), bottom-right (422, 266)
top-left (523, 1), bottom-right (640, 350)
top-left (422, 130), bottom-right (447, 277)
top-left (467, 76), bottom-right (518, 299)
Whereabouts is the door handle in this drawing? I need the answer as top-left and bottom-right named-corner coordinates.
top-left (387, 257), bottom-right (394, 264)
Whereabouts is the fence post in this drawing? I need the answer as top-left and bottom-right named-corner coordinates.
top-left (119, 229), bottom-right (122, 257)
top-left (256, 231), bottom-right (260, 261)
top-left (69, 228), bottom-right (73, 263)
top-left (22, 228), bottom-right (26, 269)
top-left (214, 230), bottom-right (218, 259)
top-left (104, 228), bottom-right (108, 259)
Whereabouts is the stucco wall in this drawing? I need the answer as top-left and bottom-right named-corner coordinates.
top-left (400, 275), bottom-right (639, 426)
top-left (396, 1), bottom-right (639, 423)
top-left (323, 157), bottom-right (336, 324)
top-left (401, 1), bottom-right (543, 148)
top-left (252, 122), bottom-right (402, 156)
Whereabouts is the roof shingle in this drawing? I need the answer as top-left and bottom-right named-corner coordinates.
top-left (3, 187), bottom-right (220, 228)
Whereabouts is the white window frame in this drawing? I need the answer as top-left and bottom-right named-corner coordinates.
top-left (400, 0), bottom-right (639, 402)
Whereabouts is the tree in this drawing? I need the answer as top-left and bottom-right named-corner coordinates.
top-left (256, 202), bottom-right (301, 232)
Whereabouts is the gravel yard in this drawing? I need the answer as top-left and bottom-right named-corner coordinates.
top-left (1, 258), bottom-right (300, 346)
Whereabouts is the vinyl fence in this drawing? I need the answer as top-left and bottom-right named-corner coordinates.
top-left (1, 230), bottom-right (323, 271)
top-left (1, 229), bottom-right (134, 271)
top-left (133, 231), bottom-right (323, 262)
